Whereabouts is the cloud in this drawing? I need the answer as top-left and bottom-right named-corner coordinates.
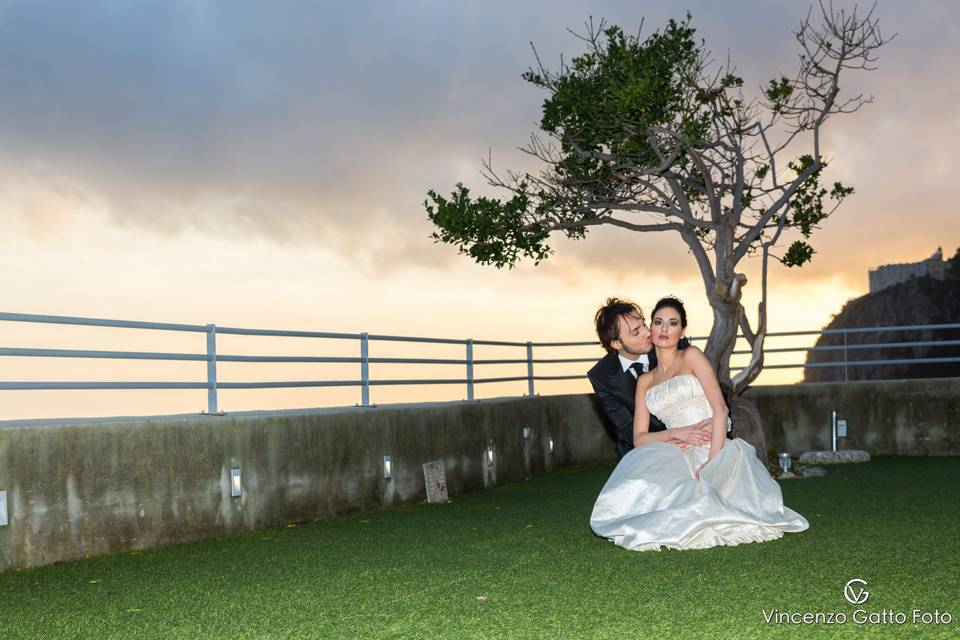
top-left (1, 0), bottom-right (958, 289)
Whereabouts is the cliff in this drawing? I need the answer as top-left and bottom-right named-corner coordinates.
top-left (803, 248), bottom-right (960, 382)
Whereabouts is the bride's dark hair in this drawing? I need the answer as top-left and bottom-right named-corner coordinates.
top-left (652, 296), bottom-right (690, 350)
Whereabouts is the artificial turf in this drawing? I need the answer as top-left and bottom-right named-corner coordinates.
top-left (1, 457), bottom-right (958, 639)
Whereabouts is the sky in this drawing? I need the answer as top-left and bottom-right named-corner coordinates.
top-left (1, 1), bottom-right (958, 420)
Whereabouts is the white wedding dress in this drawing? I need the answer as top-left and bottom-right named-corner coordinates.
top-left (590, 374), bottom-right (809, 551)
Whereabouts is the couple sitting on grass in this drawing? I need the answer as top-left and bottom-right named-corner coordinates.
top-left (587, 297), bottom-right (808, 552)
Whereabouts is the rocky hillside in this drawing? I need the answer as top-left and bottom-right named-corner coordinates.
top-left (803, 248), bottom-right (960, 382)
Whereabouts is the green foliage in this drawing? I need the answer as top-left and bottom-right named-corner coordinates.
top-left (764, 76), bottom-right (794, 114)
top-left (780, 240), bottom-right (816, 267)
top-left (426, 15), bottom-right (747, 269)
top-left (425, 14), bottom-right (855, 274)
top-left (521, 16), bottom-right (735, 191)
top-left (525, 18), bottom-right (706, 168)
top-left (775, 155), bottom-right (854, 268)
top-left (787, 154), bottom-right (828, 237)
top-left (425, 183), bottom-right (550, 268)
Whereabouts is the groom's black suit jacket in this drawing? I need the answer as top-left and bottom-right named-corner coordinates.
top-left (588, 351), bottom-right (667, 459)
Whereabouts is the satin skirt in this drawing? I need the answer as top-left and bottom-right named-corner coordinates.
top-left (590, 438), bottom-right (809, 552)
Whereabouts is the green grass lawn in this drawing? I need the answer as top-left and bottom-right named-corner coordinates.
top-left (2, 458), bottom-right (958, 639)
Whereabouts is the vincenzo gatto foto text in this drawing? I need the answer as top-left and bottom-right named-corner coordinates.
top-left (762, 608), bottom-right (952, 626)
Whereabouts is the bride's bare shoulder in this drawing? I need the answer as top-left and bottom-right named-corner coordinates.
top-left (681, 345), bottom-right (708, 364)
top-left (637, 371), bottom-right (656, 389)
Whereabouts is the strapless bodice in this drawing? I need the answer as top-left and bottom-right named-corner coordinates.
top-left (645, 374), bottom-right (713, 428)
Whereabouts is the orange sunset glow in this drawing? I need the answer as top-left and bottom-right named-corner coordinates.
top-left (1, 2), bottom-right (957, 421)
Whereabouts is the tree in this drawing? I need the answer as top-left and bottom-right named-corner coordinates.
top-left (425, 2), bottom-right (889, 456)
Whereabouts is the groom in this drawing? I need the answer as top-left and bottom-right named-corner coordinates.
top-left (588, 297), bottom-right (710, 458)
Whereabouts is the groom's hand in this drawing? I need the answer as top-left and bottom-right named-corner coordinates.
top-left (671, 421), bottom-right (712, 450)
top-left (685, 419), bottom-right (712, 446)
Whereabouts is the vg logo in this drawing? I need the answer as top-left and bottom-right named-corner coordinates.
top-left (844, 578), bottom-right (870, 605)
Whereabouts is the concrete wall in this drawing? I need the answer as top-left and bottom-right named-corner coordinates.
top-left (744, 378), bottom-right (960, 456)
top-left (0, 377), bottom-right (957, 572)
top-left (0, 395), bottom-right (615, 572)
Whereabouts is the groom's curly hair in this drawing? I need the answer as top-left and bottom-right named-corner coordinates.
top-left (594, 297), bottom-right (644, 354)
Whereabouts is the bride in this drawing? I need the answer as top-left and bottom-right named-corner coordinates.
top-left (590, 296), bottom-right (809, 551)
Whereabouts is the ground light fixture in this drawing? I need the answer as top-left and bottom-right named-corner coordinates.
top-left (383, 454), bottom-right (392, 480)
top-left (548, 437), bottom-right (555, 453)
top-left (486, 442), bottom-right (496, 466)
top-left (230, 468), bottom-right (242, 498)
top-left (778, 453), bottom-right (791, 474)
top-left (522, 426), bottom-right (531, 440)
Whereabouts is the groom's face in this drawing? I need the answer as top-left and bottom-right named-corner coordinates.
top-left (612, 312), bottom-right (652, 358)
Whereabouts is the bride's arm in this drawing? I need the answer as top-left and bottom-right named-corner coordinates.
top-left (633, 374), bottom-right (695, 448)
top-left (686, 347), bottom-right (729, 461)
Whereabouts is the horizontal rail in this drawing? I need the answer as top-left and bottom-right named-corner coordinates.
top-left (762, 322), bottom-right (960, 338)
top-left (365, 334), bottom-right (465, 345)
top-left (524, 323), bottom-right (960, 348)
top-left (757, 356), bottom-right (960, 370)
top-left (218, 380), bottom-right (361, 389)
top-left (0, 311), bottom-right (207, 333)
top-left (530, 340), bottom-right (598, 347)
top-left (0, 347), bottom-right (208, 361)
top-left (0, 382), bottom-right (209, 390)
top-left (473, 376), bottom-right (530, 384)
top-left (730, 339), bottom-right (960, 357)
top-left (472, 357), bottom-right (598, 365)
top-left (228, 357), bottom-right (476, 366)
top-left (221, 355), bottom-right (359, 364)
top-left (214, 326), bottom-right (362, 340)
top-left (370, 376), bottom-right (530, 385)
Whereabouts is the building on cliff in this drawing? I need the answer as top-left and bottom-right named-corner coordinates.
top-left (868, 247), bottom-right (946, 293)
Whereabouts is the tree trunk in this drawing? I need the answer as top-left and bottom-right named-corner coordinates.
top-left (728, 394), bottom-right (767, 463)
top-left (704, 295), bottom-right (740, 384)
top-left (704, 280), bottom-right (768, 460)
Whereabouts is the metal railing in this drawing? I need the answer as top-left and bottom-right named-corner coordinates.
top-left (729, 322), bottom-right (960, 381)
top-left (1, 311), bottom-right (958, 415)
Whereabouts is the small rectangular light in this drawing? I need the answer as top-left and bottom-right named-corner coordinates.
top-left (230, 468), bottom-right (242, 498)
top-left (522, 426), bottom-right (531, 440)
top-left (548, 437), bottom-right (555, 453)
top-left (486, 443), bottom-right (496, 467)
top-left (383, 454), bottom-right (392, 480)
top-left (0, 490), bottom-right (7, 527)
top-left (837, 419), bottom-right (848, 438)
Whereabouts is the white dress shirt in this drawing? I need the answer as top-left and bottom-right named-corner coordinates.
top-left (618, 353), bottom-right (650, 378)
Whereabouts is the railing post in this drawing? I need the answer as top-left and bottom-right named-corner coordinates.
top-left (205, 323), bottom-right (218, 414)
top-left (842, 330), bottom-right (849, 382)
top-left (360, 332), bottom-right (370, 406)
top-left (465, 339), bottom-right (475, 401)
top-left (526, 341), bottom-right (535, 397)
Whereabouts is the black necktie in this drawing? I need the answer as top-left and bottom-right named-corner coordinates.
top-left (629, 362), bottom-right (644, 377)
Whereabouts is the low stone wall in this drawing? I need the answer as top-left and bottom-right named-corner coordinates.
top-left (0, 395), bottom-right (614, 572)
top-left (744, 377), bottom-right (960, 457)
top-left (1, 377), bottom-right (956, 571)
